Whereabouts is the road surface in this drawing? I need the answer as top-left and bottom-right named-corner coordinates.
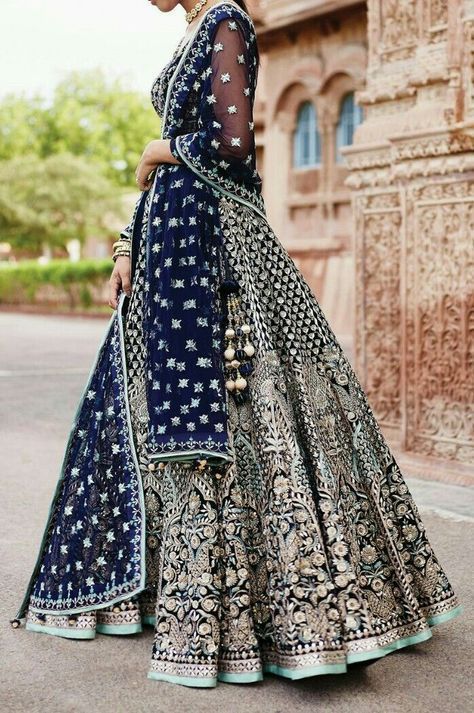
top-left (1, 312), bottom-right (472, 713)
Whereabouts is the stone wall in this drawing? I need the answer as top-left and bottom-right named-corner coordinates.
top-left (344, 0), bottom-right (474, 478)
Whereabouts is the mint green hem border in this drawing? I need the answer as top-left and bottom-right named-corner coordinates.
top-left (347, 628), bottom-right (432, 665)
top-left (260, 607), bottom-right (463, 681)
top-left (260, 630), bottom-right (432, 680)
top-left (264, 662), bottom-right (347, 680)
top-left (217, 671), bottom-right (264, 683)
top-left (426, 605), bottom-right (463, 627)
top-left (142, 615), bottom-right (156, 627)
top-left (147, 671), bottom-right (217, 688)
top-left (96, 623), bottom-right (143, 636)
top-left (25, 622), bottom-right (95, 640)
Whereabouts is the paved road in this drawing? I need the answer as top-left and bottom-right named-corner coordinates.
top-left (1, 313), bottom-right (473, 713)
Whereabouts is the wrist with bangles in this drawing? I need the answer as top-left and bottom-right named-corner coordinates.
top-left (112, 238), bottom-right (131, 262)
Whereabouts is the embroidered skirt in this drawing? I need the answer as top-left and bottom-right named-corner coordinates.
top-left (23, 183), bottom-right (461, 687)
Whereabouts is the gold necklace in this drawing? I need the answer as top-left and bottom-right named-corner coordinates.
top-left (185, 0), bottom-right (209, 24)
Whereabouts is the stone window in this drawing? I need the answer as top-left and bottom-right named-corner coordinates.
top-left (293, 101), bottom-right (321, 168)
top-left (336, 92), bottom-right (363, 162)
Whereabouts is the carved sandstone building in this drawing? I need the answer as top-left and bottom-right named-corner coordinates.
top-left (251, 1), bottom-right (368, 346)
top-left (252, 0), bottom-right (474, 484)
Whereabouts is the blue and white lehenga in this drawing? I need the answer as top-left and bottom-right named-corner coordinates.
top-left (13, 1), bottom-right (461, 688)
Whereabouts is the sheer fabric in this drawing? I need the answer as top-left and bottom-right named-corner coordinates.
top-left (169, 14), bottom-right (262, 205)
top-left (207, 18), bottom-right (255, 162)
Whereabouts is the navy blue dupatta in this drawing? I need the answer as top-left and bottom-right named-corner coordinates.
top-left (14, 1), bottom-right (264, 620)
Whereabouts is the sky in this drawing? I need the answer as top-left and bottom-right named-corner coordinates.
top-left (0, 0), bottom-right (186, 99)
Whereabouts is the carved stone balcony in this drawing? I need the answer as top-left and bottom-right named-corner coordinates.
top-left (252, 0), bottom-right (362, 32)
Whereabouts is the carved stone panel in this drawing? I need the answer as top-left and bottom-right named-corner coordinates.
top-left (354, 190), bottom-right (402, 430)
top-left (405, 179), bottom-right (474, 463)
top-left (379, 0), bottom-right (419, 61)
top-left (429, 0), bottom-right (448, 29)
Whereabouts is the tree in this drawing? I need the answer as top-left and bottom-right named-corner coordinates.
top-left (0, 153), bottom-right (125, 254)
top-left (0, 70), bottom-right (161, 187)
top-left (0, 95), bottom-right (46, 161)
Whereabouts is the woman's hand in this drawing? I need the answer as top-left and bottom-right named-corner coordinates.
top-left (108, 256), bottom-right (132, 309)
top-left (135, 140), bottom-right (164, 191)
top-left (135, 139), bottom-right (182, 190)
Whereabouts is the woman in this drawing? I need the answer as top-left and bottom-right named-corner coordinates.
top-left (12, 0), bottom-right (461, 688)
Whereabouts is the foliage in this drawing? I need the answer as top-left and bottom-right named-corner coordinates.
top-left (0, 70), bottom-right (160, 186)
top-left (0, 258), bottom-right (112, 310)
top-left (0, 153), bottom-right (124, 253)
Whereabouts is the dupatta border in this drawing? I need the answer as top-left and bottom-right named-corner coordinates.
top-left (13, 295), bottom-right (147, 620)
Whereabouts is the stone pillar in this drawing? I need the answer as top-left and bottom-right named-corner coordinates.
top-left (344, 0), bottom-right (474, 482)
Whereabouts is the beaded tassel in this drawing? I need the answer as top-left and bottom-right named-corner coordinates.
top-left (219, 279), bottom-right (255, 404)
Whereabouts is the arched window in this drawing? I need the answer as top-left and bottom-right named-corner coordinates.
top-left (336, 92), bottom-right (363, 163)
top-left (293, 102), bottom-right (321, 168)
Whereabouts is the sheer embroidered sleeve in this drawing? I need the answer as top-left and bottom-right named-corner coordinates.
top-left (170, 17), bottom-right (255, 167)
top-left (206, 18), bottom-right (254, 161)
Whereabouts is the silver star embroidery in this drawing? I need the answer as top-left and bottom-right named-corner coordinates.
top-left (237, 54), bottom-right (245, 64)
top-left (197, 357), bottom-right (212, 368)
top-left (214, 42), bottom-right (224, 52)
top-left (248, 121), bottom-right (255, 130)
top-left (243, 87), bottom-right (250, 96)
top-left (227, 105), bottom-right (238, 114)
top-left (220, 72), bottom-right (231, 83)
top-left (211, 138), bottom-right (221, 149)
top-left (207, 93), bottom-right (217, 104)
top-left (228, 20), bottom-right (238, 30)
top-left (231, 137), bottom-right (241, 147)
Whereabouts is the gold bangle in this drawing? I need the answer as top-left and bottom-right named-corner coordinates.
top-left (113, 239), bottom-right (131, 251)
top-left (113, 253), bottom-right (131, 262)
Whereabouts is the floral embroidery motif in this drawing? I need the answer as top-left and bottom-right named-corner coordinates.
top-left (17, 3), bottom-right (460, 688)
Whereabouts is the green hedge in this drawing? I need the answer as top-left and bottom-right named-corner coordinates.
top-left (0, 259), bottom-right (112, 309)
